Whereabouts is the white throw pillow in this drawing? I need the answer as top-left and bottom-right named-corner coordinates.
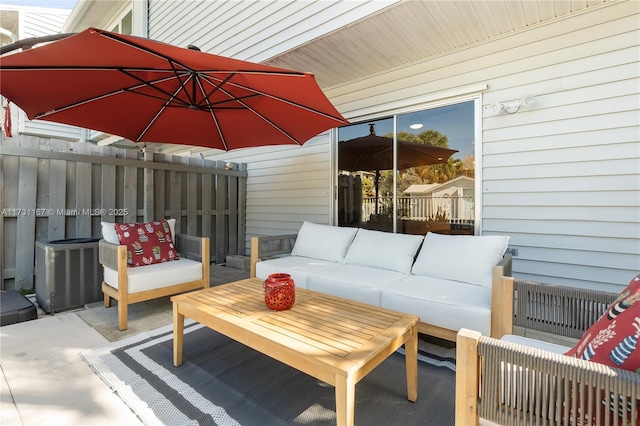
top-left (343, 228), bottom-right (424, 273)
top-left (290, 221), bottom-right (358, 263)
top-left (101, 218), bottom-right (176, 245)
top-left (411, 232), bottom-right (509, 287)
top-left (101, 221), bottom-right (119, 244)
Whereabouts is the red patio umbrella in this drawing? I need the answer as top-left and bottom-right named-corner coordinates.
top-left (339, 124), bottom-right (457, 214)
top-left (0, 28), bottom-right (348, 150)
top-left (338, 133), bottom-right (458, 171)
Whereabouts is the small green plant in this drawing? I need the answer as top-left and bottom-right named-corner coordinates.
top-left (428, 207), bottom-right (449, 222)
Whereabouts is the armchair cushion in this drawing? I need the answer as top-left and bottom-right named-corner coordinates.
top-left (103, 257), bottom-right (203, 293)
top-left (115, 220), bottom-right (179, 267)
top-left (564, 273), bottom-right (640, 372)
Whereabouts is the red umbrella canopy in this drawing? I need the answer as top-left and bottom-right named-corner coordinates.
top-left (0, 28), bottom-right (349, 150)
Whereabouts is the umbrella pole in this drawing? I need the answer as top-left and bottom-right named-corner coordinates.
top-left (375, 170), bottom-right (380, 215)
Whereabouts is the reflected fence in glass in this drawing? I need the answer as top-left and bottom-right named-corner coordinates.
top-left (362, 195), bottom-right (475, 232)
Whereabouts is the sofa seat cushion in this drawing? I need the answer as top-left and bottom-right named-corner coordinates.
top-left (103, 257), bottom-right (203, 294)
top-left (307, 264), bottom-right (406, 307)
top-left (255, 256), bottom-right (340, 289)
top-left (381, 276), bottom-right (492, 335)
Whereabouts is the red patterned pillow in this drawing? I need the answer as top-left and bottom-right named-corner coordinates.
top-left (115, 220), bottom-right (179, 267)
top-left (564, 273), bottom-right (640, 373)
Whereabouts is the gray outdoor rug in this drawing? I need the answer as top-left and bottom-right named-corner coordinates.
top-left (81, 321), bottom-right (456, 426)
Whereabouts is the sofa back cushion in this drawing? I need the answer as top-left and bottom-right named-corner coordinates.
top-left (411, 232), bottom-right (509, 288)
top-left (291, 221), bottom-right (357, 263)
top-left (343, 229), bottom-right (424, 273)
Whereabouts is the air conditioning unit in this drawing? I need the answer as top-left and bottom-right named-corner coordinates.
top-left (35, 238), bottom-right (103, 313)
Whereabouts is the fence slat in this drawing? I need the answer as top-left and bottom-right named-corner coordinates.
top-left (76, 154), bottom-right (92, 237)
top-left (48, 159), bottom-right (67, 240)
top-left (215, 161), bottom-right (227, 264)
top-left (143, 149), bottom-right (155, 222)
top-left (15, 157), bottom-right (38, 289)
top-left (201, 173), bottom-right (212, 262)
top-left (101, 163), bottom-right (116, 223)
top-left (228, 173), bottom-right (238, 256)
top-left (123, 149), bottom-right (137, 222)
top-left (187, 159), bottom-right (198, 236)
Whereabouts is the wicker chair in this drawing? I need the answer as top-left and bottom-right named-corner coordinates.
top-left (456, 276), bottom-right (640, 426)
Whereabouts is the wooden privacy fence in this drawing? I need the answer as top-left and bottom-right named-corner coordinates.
top-left (0, 136), bottom-right (247, 291)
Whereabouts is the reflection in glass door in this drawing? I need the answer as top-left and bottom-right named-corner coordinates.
top-left (337, 100), bottom-right (476, 235)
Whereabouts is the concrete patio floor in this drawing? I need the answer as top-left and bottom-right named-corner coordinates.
top-left (1, 264), bottom-right (250, 426)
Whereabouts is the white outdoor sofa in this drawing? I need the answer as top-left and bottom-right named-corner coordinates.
top-left (250, 221), bottom-right (513, 342)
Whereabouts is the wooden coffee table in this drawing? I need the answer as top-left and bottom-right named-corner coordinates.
top-left (172, 278), bottom-right (419, 426)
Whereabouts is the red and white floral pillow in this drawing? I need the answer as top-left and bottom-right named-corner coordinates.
top-left (564, 273), bottom-right (640, 373)
top-left (115, 220), bottom-right (179, 267)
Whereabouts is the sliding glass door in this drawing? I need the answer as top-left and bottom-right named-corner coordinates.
top-left (337, 100), bottom-right (476, 235)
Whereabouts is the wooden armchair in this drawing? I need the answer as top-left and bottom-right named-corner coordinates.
top-left (456, 277), bottom-right (639, 426)
top-left (99, 233), bottom-right (209, 330)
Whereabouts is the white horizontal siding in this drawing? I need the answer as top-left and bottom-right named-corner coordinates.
top-left (147, 0), bottom-right (396, 61)
top-left (21, 113), bottom-right (83, 141)
top-left (477, 4), bottom-right (640, 290)
top-left (18, 7), bottom-right (69, 39)
top-left (326, 1), bottom-right (639, 291)
top-left (200, 133), bottom-right (333, 253)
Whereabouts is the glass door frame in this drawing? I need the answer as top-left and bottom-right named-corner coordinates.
top-left (332, 94), bottom-right (484, 234)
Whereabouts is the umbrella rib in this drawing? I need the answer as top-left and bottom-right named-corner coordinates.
top-left (194, 73), bottom-right (229, 150)
top-left (118, 67), bottom-right (193, 108)
top-left (195, 72), bottom-right (236, 108)
top-left (235, 96), bottom-right (301, 144)
top-left (199, 74), bottom-right (346, 123)
top-left (32, 75), bottom-right (190, 119)
top-left (200, 74), bottom-right (301, 144)
top-left (165, 59), bottom-right (201, 107)
top-left (34, 90), bottom-right (126, 119)
top-left (135, 71), bottom-right (230, 148)
top-left (136, 82), bottom-right (187, 142)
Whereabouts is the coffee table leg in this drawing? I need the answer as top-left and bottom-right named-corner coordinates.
top-left (173, 303), bottom-right (184, 367)
top-left (405, 324), bottom-right (418, 402)
top-left (335, 373), bottom-right (355, 426)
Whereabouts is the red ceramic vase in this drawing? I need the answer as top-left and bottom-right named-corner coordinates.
top-left (263, 273), bottom-right (295, 311)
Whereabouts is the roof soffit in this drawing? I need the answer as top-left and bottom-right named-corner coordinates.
top-left (262, 0), bottom-right (613, 89)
